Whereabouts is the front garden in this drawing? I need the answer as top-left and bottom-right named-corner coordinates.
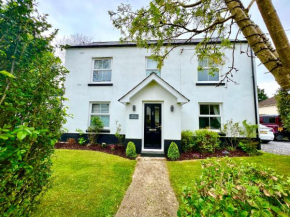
top-left (31, 149), bottom-right (136, 217)
top-left (168, 153), bottom-right (290, 216)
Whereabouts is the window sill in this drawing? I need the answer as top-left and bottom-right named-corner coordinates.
top-left (86, 129), bottom-right (110, 133)
top-left (88, 83), bottom-right (113, 86)
top-left (196, 82), bottom-right (225, 86)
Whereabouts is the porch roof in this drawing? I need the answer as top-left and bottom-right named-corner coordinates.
top-left (118, 73), bottom-right (190, 105)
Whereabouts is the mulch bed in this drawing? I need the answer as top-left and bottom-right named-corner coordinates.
top-left (55, 143), bottom-right (249, 161)
top-left (55, 142), bottom-right (127, 158)
top-left (179, 149), bottom-right (249, 161)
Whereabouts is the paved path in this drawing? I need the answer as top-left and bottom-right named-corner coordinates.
top-left (116, 157), bottom-right (178, 217)
top-left (261, 141), bottom-right (290, 155)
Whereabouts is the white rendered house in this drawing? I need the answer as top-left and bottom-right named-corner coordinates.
top-left (63, 39), bottom-right (259, 154)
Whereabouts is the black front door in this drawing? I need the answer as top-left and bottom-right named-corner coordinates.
top-left (144, 104), bottom-right (162, 149)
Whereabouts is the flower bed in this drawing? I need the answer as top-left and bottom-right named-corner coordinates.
top-left (178, 149), bottom-right (248, 161)
top-left (55, 142), bottom-right (127, 158)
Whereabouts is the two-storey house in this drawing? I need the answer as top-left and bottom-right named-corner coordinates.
top-left (62, 39), bottom-right (258, 155)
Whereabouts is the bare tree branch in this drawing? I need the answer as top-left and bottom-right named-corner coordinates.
top-left (177, 0), bottom-right (202, 8)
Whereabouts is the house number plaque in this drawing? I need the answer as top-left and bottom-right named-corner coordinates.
top-left (129, 114), bottom-right (139, 119)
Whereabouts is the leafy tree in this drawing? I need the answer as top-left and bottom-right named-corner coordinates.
top-left (109, 0), bottom-right (290, 89)
top-left (0, 0), bottom-right (68, 215)
top-left (276, 89), bottom-right (290, 130)
top-left (257, 86), bottom-right (268, 102)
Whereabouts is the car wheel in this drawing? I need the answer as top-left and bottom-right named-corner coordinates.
top-left (262, 140), bottom-right (270, 144)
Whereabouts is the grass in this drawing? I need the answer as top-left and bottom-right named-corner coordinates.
top-left (32, 149), bottom-right (136, 217)
top-left (167, 152), bottom-right (290, 203)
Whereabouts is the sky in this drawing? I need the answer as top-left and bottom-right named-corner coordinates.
top-left (37, 0), bottom-right (290, 97)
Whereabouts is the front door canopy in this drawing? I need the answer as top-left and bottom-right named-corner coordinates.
top-left (118, 73), bottom-right (190, 105)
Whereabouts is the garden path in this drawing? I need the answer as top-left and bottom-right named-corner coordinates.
top-left (116, 157), bottom-right (178, 217)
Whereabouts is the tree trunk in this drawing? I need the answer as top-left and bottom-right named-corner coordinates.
top-left (225, 0), bottom-right (290, 89)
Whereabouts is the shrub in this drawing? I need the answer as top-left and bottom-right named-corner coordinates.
top-left (276, 88), bottom-right (290, 131)
top-left (239, 120), bottom-right (259, 155)
top-left (167, 142), bottom-right (180, 161)
top-left (67, 138), bottom-right (76, 145)
top-left (0, 1), bottom-right (68, 215)
top-left (181, 130), bottom-right (194, 152)
top-left (179, 157), bottom-right (290, 216)
top-left (239, 141), bottom-right (260, 156)
top-left (193, 130), bottom-right (220, 153)
top-left (87, 116), bottom-right (104, 145)
top-left (76, 129), bottom-right (86, 145)
top-left (126, 142), bottom-right (137, 159)
top-left (101, 142), bottom-right (106, 148)
top-left (115, 120), bottom-right (124, 144)
top-left (240, 120), bottom-right (258, 139)
top-left (220, 119), bottom-right (243, 148)
top-left (78, 137), bottom-right (86, 145)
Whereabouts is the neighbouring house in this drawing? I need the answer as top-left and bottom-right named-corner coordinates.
top-left (258, 96), bottom-right (278, 115)
top-left (62, 39), bottom-right (258, 155)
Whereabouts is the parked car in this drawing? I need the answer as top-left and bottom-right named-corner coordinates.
top-left (259, 124), bottom-right (274, 143)
top-left (259, 115), bottom-right (290, 140)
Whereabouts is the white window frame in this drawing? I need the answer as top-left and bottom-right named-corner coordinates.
top-left (198, 103), bottom-right (222, 131)
top-left (197, 57), bottom-right (220, 83)
top-left (145, 57), bottom-right (161, 77)
top-left (89, 102), bottom-right (110, 130)
top-left (91, 58), bottom-right (113, 83)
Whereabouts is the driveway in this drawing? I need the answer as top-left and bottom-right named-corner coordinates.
top-left (261, 141), bottom-right (290, 155)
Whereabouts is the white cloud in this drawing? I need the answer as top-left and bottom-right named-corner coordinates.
top-left (258, 81), bottom-right (280, 97)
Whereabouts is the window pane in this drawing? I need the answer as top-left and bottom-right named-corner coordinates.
top-left (198, 57), bottom-right (208, 67)
top-left (199, 117), bottom-right (209, 129)
top-left (146, 69), bottom-right (161, 77)
top-left (102, 70), bottom-right (111, 81)
top-left (92, 104), bottom-right (101, 113)
top-left (269, 117), bottom-right (275, 124)
top-left (154, 106), bottom-right (160, 127)
top-left (147, 58), bottom-right (158, 69)
top-left (91, 115), bottom-right (109, 127)
top-left (208, 71), bottom-right (219, 81)
top-left (100, 104), bottom-right (109, 113)
top-left (200, 105), bottom-right (209, 115)
top-left (263, 117), bottom-right (269, 123)
top-left (100, 115), bottom-right (110, 127)
top-left (93, 71), bottom-right (102, 82)
top-left (94, 60), bottom-right (103, 69)
top-left (210, 117), bottom-right (221, 129)
top-left (198, 69), bottom-right (209, 81)
top-left (210, 105), bottom-right (220, 115)
top-left (146, 106), bottom-right (151, 128)
top-left (102, 59), bottom-right (111, 69)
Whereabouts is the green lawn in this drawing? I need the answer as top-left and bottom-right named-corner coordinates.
top-left (167, 152), bottom-right (290, 203)
top-left (32, 149), bottom-right (136, 217)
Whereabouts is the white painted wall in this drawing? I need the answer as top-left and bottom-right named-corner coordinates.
top-left (64, 43), bottom-right (257, 137)
top-left (259, 106), bottom-right (278, 115)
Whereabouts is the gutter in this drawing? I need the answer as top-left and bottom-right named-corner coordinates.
top-left (250, 49), bottom-right (260, 141)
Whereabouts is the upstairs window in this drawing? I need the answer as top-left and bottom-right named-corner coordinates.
top-left (90, 103), bottom-right (110, 128)
top-left (198, 57), bottom-right (219, 82)
top-left (146, 58), bottom-right (161, 77)
top-left (93, 58), bottom-right (112, 82)
top-left (199, 104), bottom-right (221, 130)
